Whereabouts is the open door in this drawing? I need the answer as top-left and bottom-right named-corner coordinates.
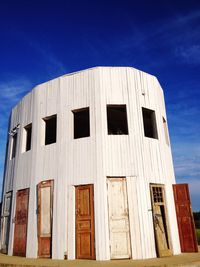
top-left (75, 184), bottom-right (95, 259)
top-left (173, 183), bottom-right (198, 252)
top-left (0, 191), bottom-right (12, 253)
top-left (150, 184), bottom-right (172, 257)
top-left (107, 178), bottom-right (131, 259)
top-left (13, 188), bottom-right (29, 256)
top-left (37, 180), bottom-right (54, 258)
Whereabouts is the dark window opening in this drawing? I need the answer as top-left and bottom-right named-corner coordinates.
top-left (107, 105), bottom-right (128, 135)
top-left (44, 115), bottom-right (57, 145)
top-left (25, 124), bottom-right (32, 151)
top-left (11, 133), bottom-right (17, 159)
top-left (73, 108), bottom-right (90, 139)
top-left (142, 107), bottom-right (158, 139)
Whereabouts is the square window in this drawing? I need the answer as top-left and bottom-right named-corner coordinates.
top-left (24, 124), bottom-right (32, 151)
top-left (73, 108), bottom-right (90, 139)
top-left (43, 115), bottom-right (57, 145)
top-left (107, 105), bottom-right (128, 135)
top-left (142, 107), bottom-right (158, 139)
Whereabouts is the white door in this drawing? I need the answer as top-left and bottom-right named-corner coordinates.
top-left (107, 178), bottom-right (131, 259)
top-left (1, 191), bottom-right (12, 253)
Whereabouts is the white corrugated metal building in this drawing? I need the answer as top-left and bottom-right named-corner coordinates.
top-left (0, 66), bottom-right (181, 260)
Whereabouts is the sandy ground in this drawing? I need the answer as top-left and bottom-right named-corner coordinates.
top-left (1, 252), bottom-right (200, 267)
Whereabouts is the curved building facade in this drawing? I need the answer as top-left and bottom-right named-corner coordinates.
top-left (0, 67), bottom-right (181, 260)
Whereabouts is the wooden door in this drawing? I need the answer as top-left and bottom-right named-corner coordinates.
top-left (13, 188), bottom-right (29, 256)
top-left (173, 184), bottom-right (198, 252)
top-left (37, 180), bottom-right (54, 258)
top-left (107, 178), bottom-right (131, 259)
top-left (75, 184), bottom-right (95, 259)
top-left (150, 184), bottom-right (172, 257)
top-left (1, 191), bottom-right (12, 253)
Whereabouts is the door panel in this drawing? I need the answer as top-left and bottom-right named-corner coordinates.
top-left (75, 184), bottom-right (95, 259)
top-left (107, 178), bottom-right (131, 259)
top-left (37, 180), bottom-right (53, 258)
top-left (150, 184), bottom-right (172, 257)
top-left (1, 191), bottom-right (12, 253)
top-left (13, 188), bottom-right (29, 256)
top-left (173, 184), bottom-right (198, 252)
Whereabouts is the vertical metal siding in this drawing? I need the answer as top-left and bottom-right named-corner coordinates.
top-left (2, 67), bottom-right (180, 260)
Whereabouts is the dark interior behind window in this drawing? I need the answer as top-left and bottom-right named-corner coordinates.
top-left (44, 115), bottom-right (57, 145)
top-left (11, 133), bottom-right (17, 158)
top-left (142, 107), bottom-right (158, 139)
top-left (73, 108), bottom-right (90, 139)
top-left (25, 124), bottom-right (32, 151)
top-left (107, 105), bottom-right (128, 135)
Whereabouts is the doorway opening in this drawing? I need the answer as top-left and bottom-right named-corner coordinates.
top-left (150, 184), bottom-right (172, 257)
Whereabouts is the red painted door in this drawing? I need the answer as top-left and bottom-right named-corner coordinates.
top-left (173, 184), bottom-right (198, 252)
top-left (75, 184), bottom-right (95, 259)
top-left (13, 188), bottom-right (29, 256)
top-left (37, 180), bottom-right (54, 258)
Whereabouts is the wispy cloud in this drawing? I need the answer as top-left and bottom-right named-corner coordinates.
top-left (175, 45), bottom-right (200, 65)
top-left (110, 9), bottom-right (200, 69)
top-left (28, 40), bottom-right (67, 74)
top-left (174, 154), bottom-right (200, 179)
top-left (174, 146), bottom-right (200, 211)
top-left (7, 28), bottom-right (68, 78)
top-left (176, 177), bottom-right (200, 211)
top-left (0, 78), bottom-right (32, 113)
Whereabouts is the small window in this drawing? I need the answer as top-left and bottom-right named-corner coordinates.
top-left (24, 124), bottom-right (32, 151)
top-left (142, 107), bottom-right (158, 139)
top-left (11, 133), bottom-right (17, 159)
top-left (152, 186), bottom-right (164, 203)
top-left (73, 108), bottom-right (90, 139)
top-left (43, 115), bottom-right (57, 145)
top-left (163, 117), bottom-right (169, 145)
top-left (107, 105), bottom-right (128, 135)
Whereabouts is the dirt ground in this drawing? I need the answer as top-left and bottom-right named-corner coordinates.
top-left (1, 251), bottom-right (200, 267)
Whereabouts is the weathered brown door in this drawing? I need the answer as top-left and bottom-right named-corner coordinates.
top-left (150, 184), bottom-right (172, 257)
top-left (75, 184), bottom-right (95, 259)
top-left (1, 191), bottom-right (12, 253)
top-left (173, 183), bottom-right (198, 252)
top-left (13, 188), bottom-right (29, 256)
top-left (37, 180), bottom-right (54, 258)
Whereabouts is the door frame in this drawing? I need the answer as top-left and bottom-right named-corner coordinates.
top-left (107, 177), bottom-right (132, 259)
top-left (0, 191), bottom-right (12, 253)
top-left (150, 183), bottom-right (172, 257)
top-left (37, 180), bottom-right (54, 258)
top-left (13, 188), bottom-right (30, 256)
top-left (75, 184), bottom-right (95, 260)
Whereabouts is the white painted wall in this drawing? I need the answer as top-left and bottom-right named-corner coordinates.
top-left (1, 67), bottom-right (181, 260)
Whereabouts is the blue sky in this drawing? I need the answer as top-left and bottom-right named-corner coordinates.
top-left (0, 0), bottom-right (199, 210)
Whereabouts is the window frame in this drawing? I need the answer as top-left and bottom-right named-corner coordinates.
top-left (142, 107), bottom-right (158, 139)
top-left (106, 104), bottom-right (129, 135)
top-left (23, 123), bottom-right (32, 152)
top-left (72, 107), bottom-right (90, 139)
top-left (163, 117), bottom-right (169, 145)
top-left (10, 132), bottom-right (18, 159)
top-left (43, 114), bottom-right (57, 145)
